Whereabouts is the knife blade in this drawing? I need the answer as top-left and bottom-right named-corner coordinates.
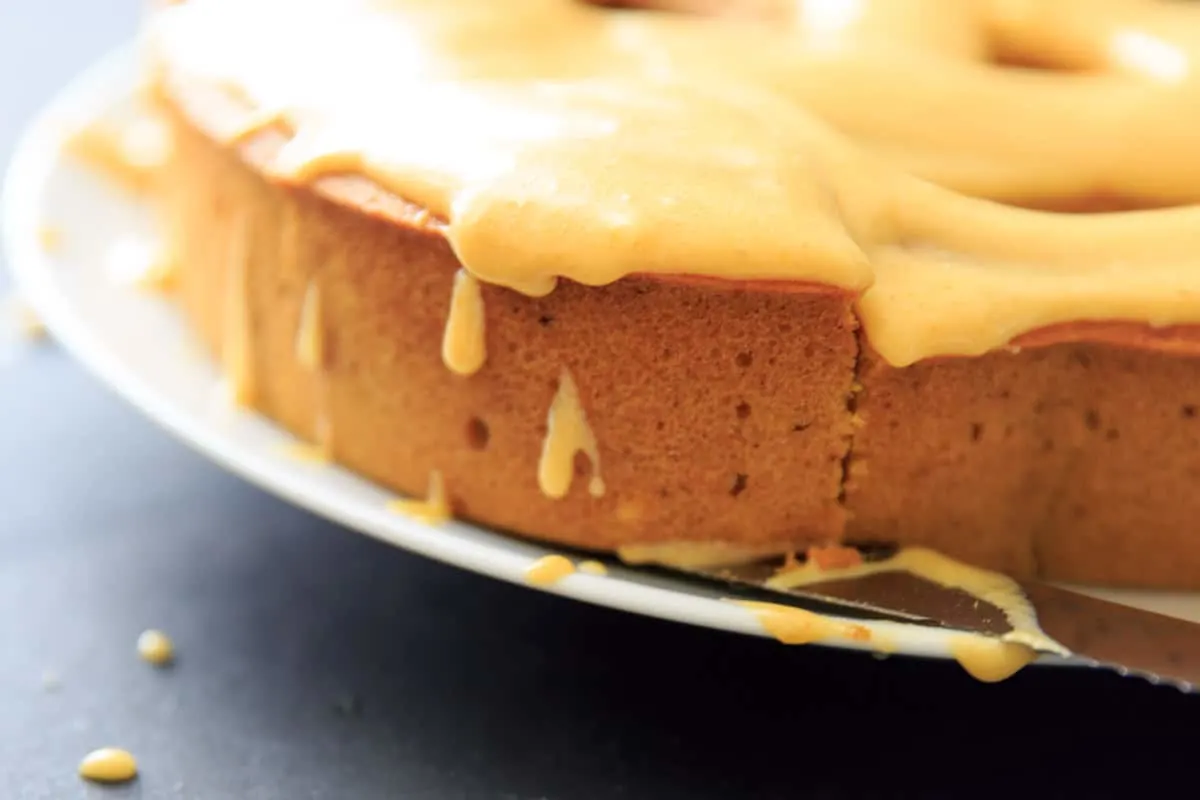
top-left (655, 553), bottom-right (1200, 691)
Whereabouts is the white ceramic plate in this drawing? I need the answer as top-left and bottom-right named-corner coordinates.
top-left (7, 49), bottom-right (1197, 669)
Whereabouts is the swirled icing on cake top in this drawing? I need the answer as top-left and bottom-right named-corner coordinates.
top-left (147, 0), bottom-right (1200, 365)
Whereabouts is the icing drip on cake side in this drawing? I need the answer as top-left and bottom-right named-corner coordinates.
top-left (538, 370), bottom-right (605, 500)
top-left (294, 279), bottom-right (334, 459)
top-left (222, 215), bottom-right (255, 406)
top-left (295, 280), bottom-right (324, 371)
top-left (388, 470), bottom-right (451, 525)
top-left (441, 268), bottom-right (487, 376)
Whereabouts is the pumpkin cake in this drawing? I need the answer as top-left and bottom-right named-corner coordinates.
top-left (134, 0), bottom-right (1200, 588)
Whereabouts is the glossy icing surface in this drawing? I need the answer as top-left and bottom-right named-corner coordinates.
top-left (146, 0), bottom-right (1200, 365)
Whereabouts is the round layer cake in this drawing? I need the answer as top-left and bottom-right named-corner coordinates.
top-left (140, 0), bottom-right (1200, 587)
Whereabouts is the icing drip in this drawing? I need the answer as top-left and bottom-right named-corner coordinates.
top-left (295, 280), bottom-right (324, 371)
top-left (295, 279), bottom-right (333, 457)
top-left (737, 601), bottom-right (872, 645)
top-left (64, 107), bottom-right (171, 193)
top-left (388, 470), bottom-right (451, 524)
top-left (441, 268), bottom-right (487, 376)
top-left (743, 595), bottom-right (1036, 683)
top-left (949, 635), bottom-right (1037, 683)
top-left (525, 554), bottom-right (577, 586)
top-left (739, 549), bottom-right (1048, 682)
top-left (222, 215), bottom-right (255, 406)
top-left (577, 559), bottom-right (609, 576)
top-left (538, 370), bottom-right (605, 500)
top-left (37, 226), bottom-right (61, 253)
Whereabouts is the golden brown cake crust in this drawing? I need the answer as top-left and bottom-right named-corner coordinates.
top-left (156, 85), bottom-right (1200, 589)
top-left (846, 341), bottom-right (1200, 587)
top-left (159, 100), bottom-right (859, 554)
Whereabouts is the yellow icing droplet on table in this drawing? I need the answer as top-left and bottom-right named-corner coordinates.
top-left (525, 555), bottom-right (576, 587)
top-left (577, 560), bottom-right (608, 576)
top-left (388, 471), bottom-right (451, 525)
top-left (538, 370), bottom-right (605, 500)
top-left (137, 629), bottom-right (175, 666)
top-left (441, 268), bottom-right (487, 376)
top-left (949, 635), bottom-right (1037, 683)
top-left (78, 748), bottom-right (138, 784)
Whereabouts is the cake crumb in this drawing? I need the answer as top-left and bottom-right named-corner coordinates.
top-left (137, 629), bottom-right (175, 666)
top-left (78, 747), bottom-right (138, 784)
top-left (805, 544), bottom-right (865, 572)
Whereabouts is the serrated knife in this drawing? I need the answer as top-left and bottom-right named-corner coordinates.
top-left (655, 557), bottom-right (1200, 692)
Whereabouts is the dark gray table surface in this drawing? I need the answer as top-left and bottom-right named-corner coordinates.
top-left (1, 3), bottom-right (1198, 798)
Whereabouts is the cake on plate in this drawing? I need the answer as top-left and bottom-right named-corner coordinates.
top-left (132, 0), bottom-right (1200, 588)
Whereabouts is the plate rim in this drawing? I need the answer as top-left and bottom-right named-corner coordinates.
top-left (8, 45), bottom-right (1150, 670)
